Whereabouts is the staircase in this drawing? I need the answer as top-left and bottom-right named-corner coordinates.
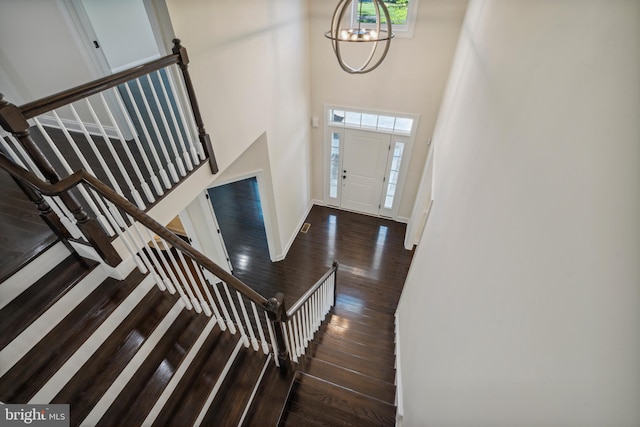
top-left (0, 243), bottom-right (399, 426)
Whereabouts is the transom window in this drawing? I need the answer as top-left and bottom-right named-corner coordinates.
top-left (328, 108), bottom-right (416, 135)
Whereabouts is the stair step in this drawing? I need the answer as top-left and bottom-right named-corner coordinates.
top-left (282, 401), bottom-right (360, 426)
top-left (93, 302), bottom-right (197, 427)
top-left (151, 327), bottom-right (241, 426)
top-left (316, 323), bottom-right (396, 355)
top-left (299, 356), bottom-right (396, 404)
top-left (0, 268), bottom-right (143, 403)
top-left (199, 346), bottom-right (269, 426)
top-left (312, 333), bottom-right (396, 366)
top-left (241, 361), bottom-right (296, 427)
top-left (0, 241), bottom-right (71, 310)
top-left (0, 255), bottom-right (97, 350)
top-left (332, 304), bottom-right (395, 329)
top-left (325, 313), bottom-right (395, 337)
top-left (283, 372), bottom-right (396, 427)
top-left (50, 285), bottom-right (181, 425)
top-left (304, 342), bottom-right (395, 384)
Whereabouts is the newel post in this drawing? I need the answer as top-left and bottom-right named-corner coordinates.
top-left (266, 293), bottom-right (291, 372)
top-left (0, 94), bottom-right (121, 266)
top-left (172, 39), bottom-right (219, 174)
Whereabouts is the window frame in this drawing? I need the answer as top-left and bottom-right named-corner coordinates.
top-left (350, 0), bottom-right (420, 39)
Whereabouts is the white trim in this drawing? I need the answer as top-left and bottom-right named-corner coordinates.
top-left (36, 115), bottom-right (119, 139)
top-left (30, 276), bottom-right (155, 403)
top-left (0, 242), bottom-right (71, 310)
top-left (0, 265), bottom-right (109, 377)
top-left (142, 0), bottom-right (176, 55)
top-left (142, 316), bottom-right (220, 426)
top-left (238, 354), bottom-right (272, 426)
top-left (80, 299), bottom-right (185, 427)
top-left (193, 339), bottom-right (244, 427)
top-left (395, 310), bottom-right (404, 427)
top-left (277, 199), bottom-right (316, 262)
top-left (396, 216), bottom-right (410, 224)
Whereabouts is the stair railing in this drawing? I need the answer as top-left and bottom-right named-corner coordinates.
top-left (0, 152), bottom-right (337, 370)
top-left (279, 261), bottom-right (339, 364)
top-left (0, 40), bottom-right (216, 260)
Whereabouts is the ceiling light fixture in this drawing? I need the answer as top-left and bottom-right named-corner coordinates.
top-left (325, 0), bottom-right (394, 74)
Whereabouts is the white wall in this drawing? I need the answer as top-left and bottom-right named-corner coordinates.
top-left (308, 0), bottom-right (468, 219)
top-left (0, 0), bottom-right (97, 103)
top-left (397, 0), bottom-right (640, 426)
top-left (165, 0), bottom-right (312, 258)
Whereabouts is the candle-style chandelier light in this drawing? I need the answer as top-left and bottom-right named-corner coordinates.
top-left (325, 0), bottom-right (395, 74)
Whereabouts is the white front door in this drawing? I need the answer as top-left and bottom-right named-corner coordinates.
top-left (341, 129), bottom-right (391, 215)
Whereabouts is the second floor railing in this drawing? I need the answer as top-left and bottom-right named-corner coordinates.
top-left (0, 40), bottom-right (335, 369)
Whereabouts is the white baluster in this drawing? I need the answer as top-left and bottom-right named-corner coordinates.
top-left (48, 110), bottom-right (119, 236)
top-left (142, 228), bottom-right (178, 294)
top-left (122, 81), bottom-right (169, 192)
top-left (133, 78), bottom-right (177, 186)
top-left (156, 70), bottom-right (192, 171)
top-left (162, 245), bottom-right (201, 313)
top-left (211, 282), bottom-right (236, 333)
top-left (99, 92), bottom-right (155, 205)
top-left (265, 314), bottom-right (280, 366)
top-left (282, 322), bottom-right (298, 364)
top-left (291, 313), bottom-right (302, 357)
top-left (31, 118), bottom-right (115, 237)
top-left (165, 66), bottom-right (202, 165)
top-left (222, 282), bottom-right (249, 347)
top-left (237, 293), bottom-right (259, 351)
top-left (251, 303), bottom-right (269, 354)
top-left (144, 74), bottom-right (182, 180)
top-left (174, 249), bottom-right (211, 316)
top-left (192, 264), bottom-right (226, 330)
top-left (83, 98), bottom-right (145, 210)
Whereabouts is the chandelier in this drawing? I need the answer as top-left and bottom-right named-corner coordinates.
top-left (325, 0), bottom-right (395, 74)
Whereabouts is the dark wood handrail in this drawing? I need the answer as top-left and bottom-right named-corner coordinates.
top-left (0, 152), bottom-right (269, 308)
top-left (286, 261), bottom-right (339, 318)
top-left (19, 54), bottom-right (180, 119)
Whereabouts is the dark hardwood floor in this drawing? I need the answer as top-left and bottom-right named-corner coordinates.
top-left (210, 178), bottom-right (414, 314)
top-left (0, 168), bottom-right (58, 282)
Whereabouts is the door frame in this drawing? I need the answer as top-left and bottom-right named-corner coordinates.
top-left (207, 170), bottom-right (279, 263)
top-left (323, 104), bottom-right (418, 220)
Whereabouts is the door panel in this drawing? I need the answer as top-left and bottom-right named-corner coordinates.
top-left (341, 130), bottom-right (391, 215)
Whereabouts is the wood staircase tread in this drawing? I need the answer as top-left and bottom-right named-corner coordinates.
top-left (325, 313), bottom-right (395, 336)
top-left (312, 334), bottom-right (396, 365)
top-left (51, 286), bottom-right (178, 424)
top-left (331, 305), bottom-right (395, 329)
top-left (286, 372), bottom-right (396, 427)
top-left (200, 346), bottom-right (269, 426)
top-left (151, 327), bottom-right (240, 427)
top-left (315, 324), bottom-right (396, 355)
top-left (0, 269), bottom-right (145, 403)
top-left (281, 401), bottom-right (361, 427)
top-left (299, 356), bottom-right (396, 404)
top-left (241, 361), bottom-right (296, 427)
top-left (0, 255), bottom-right (98, 350)
top-left (304, 342), bottom-right (396, 384)
top-left (95, 306), bottom-right (198, 427)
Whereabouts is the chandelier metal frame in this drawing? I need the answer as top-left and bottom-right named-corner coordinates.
top-left (325, 0), bottom-right (395, 74)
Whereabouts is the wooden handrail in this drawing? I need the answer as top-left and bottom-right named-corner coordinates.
top-left (0, 152), bottom-right (269, 308)
top-left (286, 261), bottom-right (339, 318)
top-left (19, 54), bottom-right (180, 119)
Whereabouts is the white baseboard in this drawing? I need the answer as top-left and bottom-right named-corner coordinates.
top-left (37, 115), bottom-right (119, 139)
top-left (275, 200), bottom-right (318, 261)
top-left (395, 311), bottom-right (404, 426)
